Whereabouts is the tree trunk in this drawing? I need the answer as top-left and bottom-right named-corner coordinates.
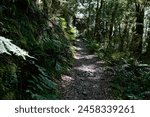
top-left (135, 4), bottom-right (144, 54)
top-left (108, 3), bottom-right (118, 46)
top-left (87, 1), bottom-right (92, 36)
top-left (94, 0), bottom-right (103, 41)
top-left (130, 4), bottom-right (144, 57)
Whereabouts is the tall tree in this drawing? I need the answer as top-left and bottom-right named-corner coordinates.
top-left (130, 1), bottom-right (144, 56)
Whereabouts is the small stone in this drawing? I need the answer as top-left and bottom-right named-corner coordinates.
top-left (82, 91), bottom-right (88, 96)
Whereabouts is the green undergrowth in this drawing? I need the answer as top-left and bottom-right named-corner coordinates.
top-left (0, 1), bottom-right (76, 99)
top-left (108, 58), bottom-right (150, 99)
top-left (84, 37), bottom-right (150, 100)
top-left (84, 38), bottom-right (100, 53)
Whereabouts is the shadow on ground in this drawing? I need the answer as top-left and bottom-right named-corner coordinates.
top-left (60, 39), bottom-right (113, 100)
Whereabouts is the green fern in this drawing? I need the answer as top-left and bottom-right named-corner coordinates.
top-left (19, 62), bottom-right (58, 100)
top-left (0, 36), bottom-right (33, 59)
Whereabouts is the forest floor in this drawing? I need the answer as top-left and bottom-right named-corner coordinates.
top-left (59, 38), bottom-right (114, 99)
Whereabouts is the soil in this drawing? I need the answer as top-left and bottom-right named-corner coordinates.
top-left (60, 38), bottom-right (114, 100)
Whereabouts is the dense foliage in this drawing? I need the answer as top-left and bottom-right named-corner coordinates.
top-left (1, 0), bottom-right (150, 100)
top-left (0, 0), bottom-right (76, 99)
top-left (82, 0), bottom-right (150, 99)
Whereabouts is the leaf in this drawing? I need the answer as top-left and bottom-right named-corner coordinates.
top-left (26, 65), bottom-right (58, 100)
top-left (0, 36), bottom-right (34, 60)
top-left (0, 39), bottom-right (11, 55)
top-left (137, 64), bottom-right (149, 67)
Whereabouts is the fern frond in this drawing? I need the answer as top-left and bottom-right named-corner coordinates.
top-left (0, 36), bottom-right (34, 59)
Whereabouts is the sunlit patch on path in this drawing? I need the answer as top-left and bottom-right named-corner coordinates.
top-left (60, 38), bottom-right (113, 100)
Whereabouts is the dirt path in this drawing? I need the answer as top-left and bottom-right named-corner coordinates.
top-left (60, 38), bottom-right (113, 100)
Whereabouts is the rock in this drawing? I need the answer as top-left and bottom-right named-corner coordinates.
top-left (82, 91), bottom-right (88, 96)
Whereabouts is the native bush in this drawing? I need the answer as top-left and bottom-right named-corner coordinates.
top-left (109, 58), bottom-right (150, 99)
top-left (0, 0), bottom-right (74, 99)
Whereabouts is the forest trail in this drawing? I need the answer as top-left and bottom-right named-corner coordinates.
top-left (60, 38), bottom-right (113, 100)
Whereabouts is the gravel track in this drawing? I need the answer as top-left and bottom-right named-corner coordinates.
top-left (60, 39), bottom-right (113, 100)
